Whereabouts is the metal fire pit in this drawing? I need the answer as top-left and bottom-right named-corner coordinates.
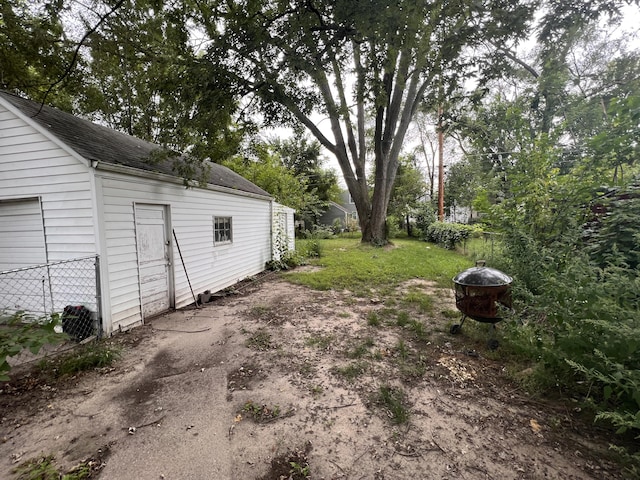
top-left (451, 261), bottom-right (512, 350)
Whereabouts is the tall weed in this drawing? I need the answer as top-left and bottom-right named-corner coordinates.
top-left (501, 232), bottom-right (640, 447)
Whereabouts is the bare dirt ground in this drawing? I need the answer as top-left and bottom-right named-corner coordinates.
top-left (0, 271), bottom-right (629, 479)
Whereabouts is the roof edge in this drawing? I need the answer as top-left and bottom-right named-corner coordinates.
top-left (93, 161), bottom-right (273, 201)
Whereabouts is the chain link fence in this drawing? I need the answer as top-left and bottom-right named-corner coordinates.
top-left (461, 231), bottom-right (503, 262)
top-left (0, 255), bottom-right (102, 368)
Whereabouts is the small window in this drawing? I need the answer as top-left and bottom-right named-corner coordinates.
top-left (214, 216), bottom-right (232, 244)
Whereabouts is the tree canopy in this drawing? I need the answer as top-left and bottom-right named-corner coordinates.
top-left (188, 0), bottom-right (537, 243)
top-left (0, 0), bottom-right (79, 108)
top-left (3, 0), bottom-right (637, 244)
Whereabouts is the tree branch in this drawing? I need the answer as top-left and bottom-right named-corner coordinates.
top-left (36, 0), bottom-right (127, 113)
top-left (331, 57), bottom-right (359, 171)
top-left (353, 42), bottom-right (367, 175)
top-left (486, 40), bottom-right (539, 79)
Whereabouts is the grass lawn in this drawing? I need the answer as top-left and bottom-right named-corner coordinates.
top-left (285, 237), bottom-right (473, 296)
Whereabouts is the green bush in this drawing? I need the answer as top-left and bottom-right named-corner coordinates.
top-left (295, 238), bottom-right (323, 259)
top-left (413, 202), bottom-right (437, 234)
top-left (386, 215), bottom-right (400, 239)
top-left (586, 196), bottom-right (640, 270)
top-left (0, 312), bottom-right (64, 381)
top-left (267, 249), bottom-right (308, 271)
top-left (299, 226), bottom-right (334, 240)
top-left (500, 232), bottom-right (640, 452)
top-left (424, 222), bottom-right (474, 249)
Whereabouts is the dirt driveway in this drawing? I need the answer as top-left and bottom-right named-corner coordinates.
top-left (0, 272), bottom-right (626, 479)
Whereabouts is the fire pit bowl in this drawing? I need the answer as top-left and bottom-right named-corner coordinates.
top-left (450, 261), bottom-right (512, 349)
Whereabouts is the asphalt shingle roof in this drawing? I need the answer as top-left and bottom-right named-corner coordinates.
top-left (0, 91), bottom-right (270, 198)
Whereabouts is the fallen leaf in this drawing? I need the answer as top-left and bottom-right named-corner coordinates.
top-left (530, 419), bottom-right (542, 434)
top-left (234, 414), bottom-right (242, 423)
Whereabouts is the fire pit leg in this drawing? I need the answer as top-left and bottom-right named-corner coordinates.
top-left (487, 324), bottom-right (499, 350)
top-left (449, 315), bottom-right (467, 335)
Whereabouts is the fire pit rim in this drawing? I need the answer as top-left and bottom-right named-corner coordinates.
top-left (452, 266), bottom-right (512, 287)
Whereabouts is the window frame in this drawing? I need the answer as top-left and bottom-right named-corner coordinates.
top-left (213, 216), bottom-right (233, 245)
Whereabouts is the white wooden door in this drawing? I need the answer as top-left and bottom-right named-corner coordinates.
top-left (135, 204), bottom-right (170, 319)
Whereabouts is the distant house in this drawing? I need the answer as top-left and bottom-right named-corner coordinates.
top-left (318, 190), bottom-right (358, 230)
top-left (0, 91), bottom-right (294, 334)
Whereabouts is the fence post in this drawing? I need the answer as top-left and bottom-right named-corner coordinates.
top-left (46, 262), bottom-right (54, 317)
top-left (94, 255), bottom-right (103, 338)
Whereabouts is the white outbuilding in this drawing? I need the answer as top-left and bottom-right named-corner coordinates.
top-left (0, 91), bottom-right (295, 335)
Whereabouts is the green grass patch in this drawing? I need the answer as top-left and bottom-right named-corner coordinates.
top-left (396, 311), bottom-right (412, 327)
top-left (304, 333), bottom-right (334, 350)
top-left (249, 305), bottom-right (272, 317)
top-left (39, 344), bottom-right (121, 378)
top-left (242, 400), bottom-right (281, 422)
top-left (284, 238), bottom-right (472, 295)
top-left (396, 339), bottom-right (409, 360)
top-left (309, 384), bottom-right (323, 396)
top-left (397, 358), bottom-right (427, 382)
top-left (407, 320), bottom-right (428, 340)
top-left (13, 455), bottom-right (93, 480)
top-left (331, 361), bottom-right (368, 379)
top-left (13, 455), bottom-right (59, 480)
top-left (401, 291), bottom-right (433, 313)
top-left (442, 309), bottom-right (460, 319)
top-left (366, 311), bottom-right (381, 326)
top-left (346, 337), bottom-right (375, 359)
top-left (245, 329), bottom-right (273, 351)
top-left (378, 307), bottom-right (398, 318)
top-left (376, 385), bottom-right (410, 424)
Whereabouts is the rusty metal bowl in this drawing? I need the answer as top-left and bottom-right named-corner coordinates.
top-left (450, 261), bottom-right (513, 349)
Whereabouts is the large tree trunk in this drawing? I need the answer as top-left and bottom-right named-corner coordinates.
top-left (352, 148), bottom-right (397, 245)
top-left (366, 195), bottom-right (390, 245)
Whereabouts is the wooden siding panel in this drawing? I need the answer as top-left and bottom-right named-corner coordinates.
top-left (97, 172), bottom-right (272, 325)
top-left (44, 216), bottom-right (94, 228)
top-left (0, 131), bottom-right (49, 147)
top-left (0, 105), bottom-right (97, 266)
top-left (0, 148), bottom-right (75, 165)
top-left (0, 139), bottom-right (55, 155)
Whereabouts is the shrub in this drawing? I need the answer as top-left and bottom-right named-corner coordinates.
top-left (0, 312), bottom-right (64, 381)
top-left (501, 232), bottom-right (640, 452)
top-left (386, 215), bottom-right (400, 239)
top-left (345, 217), bottom-right (360, 232)
top-left (424, 222), bottom-right (474, 249)
top-left (331, 218), bottom-right (344, 234)
top-left (267, 250), bottom-right (307, 271)
top-left (309, 226), bottom-right (334, 239)
top-left (586, 195), bottom-right (640, 270)
top-left (296, 238), bottom-right (323, 259)
top-left (413, 202), bottom-right (437, 234)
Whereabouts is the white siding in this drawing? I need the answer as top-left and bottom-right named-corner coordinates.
top-left (0, 104), bottom-right (97, 263)
top-left (97, 172), bottom-right (272, 332)
top-left (0, 105), bottom-right (99, 323)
